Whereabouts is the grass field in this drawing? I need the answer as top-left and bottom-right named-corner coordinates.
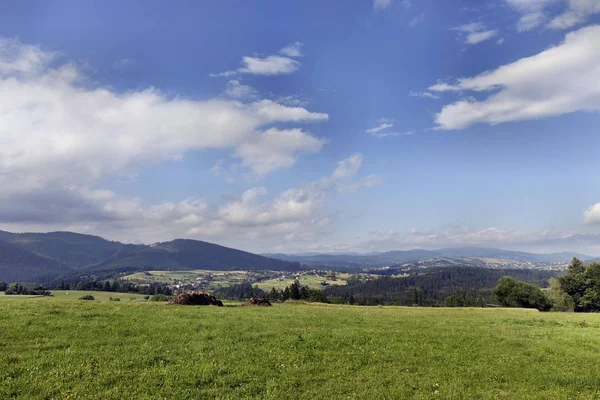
top-left (0, 290), bottom-right (149, 302)
top-left (123, 269), bottom-right (252, 290)
top-left (1, 295), bottom-right (600, 399)
top-left (253, 272), bottom-right (355, 290)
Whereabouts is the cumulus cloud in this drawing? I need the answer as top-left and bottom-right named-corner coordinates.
top-left (0, 154), bottom-right (381, 249)
top-left (234, 128), bottom-right (325, 175)
top-left (0, 37), bottom-right (329, 197)
top-left (223, 79), bottom-right (257, 100)
top-left (238, 55), bottom-right (300, 76)
top-left (211, 42), bottom-right (303, 77)
top-left (430, 25), bottom-right (600, 130)
top-left (453, 22), bottom-right (498, 45)
top-left (0, 37), bottom-right (337, 248)
top-left (584, 202), bottom-right (600, 224)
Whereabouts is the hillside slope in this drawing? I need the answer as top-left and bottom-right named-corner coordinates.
top-left (0, 230), bottom-right (141, 267)
top-left (89, 239), bottom-right (301, 273)
top-left (0, 240), bottom-right (73, 282)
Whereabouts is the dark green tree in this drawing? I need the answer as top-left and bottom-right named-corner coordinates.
top-left (493, 276), bottom-right (551, 311)
top-left (558, 258), bottom-right (600, 312)
top-left (103, 280), bottom-right (112, 292)
top-left (289, 281), bottom-right (301, 300)
top-left (0, 281), bottom-right (6, 292)
top-left (444, 295), bottom-right (464, 307)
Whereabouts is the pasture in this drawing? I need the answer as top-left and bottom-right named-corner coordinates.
top-left (1, 295), bottom-right (600, 399)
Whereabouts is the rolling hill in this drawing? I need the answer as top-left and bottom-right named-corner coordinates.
top-left (88, 239), bottom-right (301, 273)
top-left (0, 240), bottom-right (72, 282)
top-left (0, 230), bottom-right (301, 283)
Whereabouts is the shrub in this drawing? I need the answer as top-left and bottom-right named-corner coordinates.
top-left (109, 297), bottom-right (121, 301)
top-left (150, 294), bottom-right (170, 302)
top-left (493, 277), bottom-right (551, 311)
top-left (144, 295), bottom-right (150, 300)
top-left (79, 295), bottom-right (95, 301)
top-left (6, 283), bottom-right (28, 295)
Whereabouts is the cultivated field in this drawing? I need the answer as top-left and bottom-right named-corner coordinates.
top-left (1, 295), bottom-right (600, 399)
top-left (122, 269), bottom-right (370, 291)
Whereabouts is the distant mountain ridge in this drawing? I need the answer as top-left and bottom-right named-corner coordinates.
top-left (0, 230), bottom-right (299, 283)
top-left (263, 247), bottom-right (595, 267)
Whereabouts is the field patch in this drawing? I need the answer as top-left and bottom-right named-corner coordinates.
top-left (1, 298), bottom-right (600, 399)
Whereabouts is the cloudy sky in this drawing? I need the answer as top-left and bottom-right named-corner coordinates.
top-left (1, 0), bottom-right (600, 254)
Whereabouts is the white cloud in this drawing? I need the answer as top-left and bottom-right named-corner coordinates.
top-left (332, 153), bottom-right (363, 180)
top-left (365, 122), bottom-right (413, 138)
top-left (212, 44), bottom-right (303, 77)
top-left (409, 13), bottom-right (425, 27)
top-left (234, 128), bottom-right (325, 175)
top-left (409, 91), bottom-right (440, 99)
top-left (430, 25), bottom-right (600, 130)
top-left (453, 23), bottom-right (498, 45)
top-left (239, 55), bottom-right (300, 76)
top-left (279, 41), bottom-right (303, 58)
top-left (506, 0), bottom-right (555, 31)
top-left (0, 37), bottom-right (330, 205)
top-left (0, 154), bottom-right (379, 248)
top-left (374, 0), bottom-right (393, 10)
top-left (400, 0), bottom-right (412, 9)
top-left (506, 0), bottom-right (600, 31)
top-left (365, 123), bottom-right (394, 134)
top-left (584, 202), bottom-right (600, 224)
top-left (113, 58), bottom-right (131, 69)
top-left (549, 0), bottom-right (600, 29)
top-left (224, 79), bottom-right (257, 100)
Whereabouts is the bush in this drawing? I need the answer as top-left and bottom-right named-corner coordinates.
top-left (0, 281), bottom-right (7, 292)
top-left (149, 294), bottom-right (170, 302)
top-left (493, 277), bottom-right (551, 311)
top-left (79, 295), bottom-right (95, 301)
top-left (6, 283), bottom-right (28, 295)
top-left (109, 297), bottom-right (121, 301)
top-left (144, 295), bottom-right (150, 300)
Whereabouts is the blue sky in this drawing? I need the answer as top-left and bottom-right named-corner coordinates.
top-left (1, 0), bottom-right (600, 254)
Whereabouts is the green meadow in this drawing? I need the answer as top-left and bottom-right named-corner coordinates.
top-left (1, 294), bottom-right (600, 399)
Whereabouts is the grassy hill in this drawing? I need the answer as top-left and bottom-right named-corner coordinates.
top-left (1, 297), bottom-right (600, 399)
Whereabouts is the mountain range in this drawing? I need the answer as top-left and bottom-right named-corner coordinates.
top-left (263, 247), bottom-right (594, 268)
top-left (0, 230), bottom-right (300, 283)
top-left (0, 229), bottom-right (594, 284)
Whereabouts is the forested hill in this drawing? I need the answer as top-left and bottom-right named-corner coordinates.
top-left (0, 230), bottom-right (301, 283)
top-left (324, 267), bottom-right (562, 306)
